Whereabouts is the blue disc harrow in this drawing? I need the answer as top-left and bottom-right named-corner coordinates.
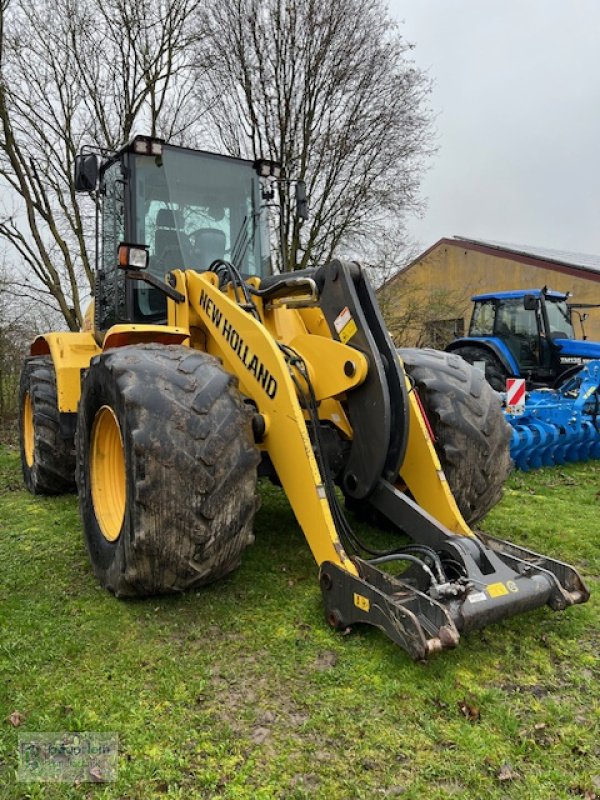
top-left (505, 361), bottom-right (600, 471)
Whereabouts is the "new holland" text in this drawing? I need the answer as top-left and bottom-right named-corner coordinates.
top-left (199, 289), bottom-right (278, 399)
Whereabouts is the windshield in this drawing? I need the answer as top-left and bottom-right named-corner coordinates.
top-left (545, 298), bottom-right (574, 339)
top-left (133, 146), bottom-right (270, 317)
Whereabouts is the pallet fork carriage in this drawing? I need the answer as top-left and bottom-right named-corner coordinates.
top-left (19, 137), bottom-right (589, 660)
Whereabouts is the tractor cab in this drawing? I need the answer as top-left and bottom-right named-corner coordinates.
top-left (468, 289), bottom-right (574, 374)
top-left (447, 288), bottom-right (600, 390)
top-left (75, 136), bottom-right (274, 332)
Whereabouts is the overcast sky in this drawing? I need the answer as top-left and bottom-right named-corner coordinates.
top-left (388, 0), bottom-right (600, 256)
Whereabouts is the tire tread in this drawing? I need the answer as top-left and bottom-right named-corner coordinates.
top-left (76, 344), bottom-right (259, 597)
top-left (399, 348), bottom-right (512, 524)
top-left (19, 356), bottom-right (76, 494)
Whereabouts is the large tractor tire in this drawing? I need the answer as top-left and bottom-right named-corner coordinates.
top-left (75, 344), bottom-right (260, 597)
top-left (19, 356), bottom-right (76, 494)
top-left (399, 348), bottom-right (512, 525)
top-left (447, 344), bottom-right (509, 392)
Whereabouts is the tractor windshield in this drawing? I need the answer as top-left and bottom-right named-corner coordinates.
top-left (545, 298), bottom-right (574, 339)
top-left (132, 146), bottom-right (270, 318)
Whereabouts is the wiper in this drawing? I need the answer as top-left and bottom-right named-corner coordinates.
top-left (230, 211), bottom-right (259, 271)
top-left (549, 301), bottom-right (571, 324)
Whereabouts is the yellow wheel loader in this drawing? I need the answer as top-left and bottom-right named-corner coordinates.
top-left (18, 136), bottom-right (589, 660)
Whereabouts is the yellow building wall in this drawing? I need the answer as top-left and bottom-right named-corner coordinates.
top-left (380, 242), bottom-right (600, 346)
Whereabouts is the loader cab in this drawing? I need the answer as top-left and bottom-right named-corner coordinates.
top-left (88, 136), bottom-right (272, 331)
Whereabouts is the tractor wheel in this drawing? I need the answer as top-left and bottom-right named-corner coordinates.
top-left (398, 348), bottom-right (512, 525)
top-left (18, 356), bottom-right (76, 494)
top-left (448, 344), bottom-right (508, 392)
top-left (75, 344), bottom-right (260, 597)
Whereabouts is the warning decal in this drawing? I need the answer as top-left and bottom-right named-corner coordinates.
top-left (334, 306), bottom-right (358, 344)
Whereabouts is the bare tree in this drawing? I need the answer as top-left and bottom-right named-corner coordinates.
top-left (0, 0), bottom-right (433, 327)
top-left (363, 221), bottom-right (422, 291)
top-left (0, 0), bottom-right (201, 329)
top-left (0, 263), bottom-right (60, 434)
top-left (378, 265), bottom-right (471, 348)
top-left (198, 0), bottom-right (434, 271)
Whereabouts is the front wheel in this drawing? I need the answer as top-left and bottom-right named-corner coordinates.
top-left (75, 344), bottom-right (260, 597)
top-left (399, 348), bottom-right (512, 525)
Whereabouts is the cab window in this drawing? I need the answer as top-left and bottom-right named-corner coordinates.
top-left (133, 147), bottom-right (268, 319)
top-left (469, 300), bottom-right (495, 336)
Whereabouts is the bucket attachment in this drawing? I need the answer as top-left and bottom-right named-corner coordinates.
top-left (319, 480), bottom-right (589, 660)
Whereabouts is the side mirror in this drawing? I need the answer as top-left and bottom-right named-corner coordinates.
top-left (74, 154), bottom-right (99, 193)
top-left (295, 180), bottom-right (309, 221)
top-left (523, 294), bottom-right (537, 311)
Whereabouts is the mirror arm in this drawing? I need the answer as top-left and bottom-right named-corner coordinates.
top-left (125, 270), bottom-right (185, 304)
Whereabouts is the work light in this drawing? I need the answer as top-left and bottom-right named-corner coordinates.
top-left (131, 136), bottom-right (164, 156)
top-left (253, 158), bottom-right (283, 179)
top-left (117, 242), bottom-right (149, 270)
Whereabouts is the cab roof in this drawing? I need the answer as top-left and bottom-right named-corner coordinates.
top-left (472, 289), bottom-right (568, 302)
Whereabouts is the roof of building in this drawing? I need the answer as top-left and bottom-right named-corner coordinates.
top-left (382, 236), bottom-right (600, 289)
top-left (453, 237), bottom-right (600, 275)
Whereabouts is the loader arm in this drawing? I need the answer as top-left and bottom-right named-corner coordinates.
top-left (173, 264), bottom-right (472, 565)
top-left (167, 261), bottom-right (588, 660)
top-left (182, 269), bottom-right (359, 574)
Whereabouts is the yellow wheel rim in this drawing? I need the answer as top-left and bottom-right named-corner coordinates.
top-left (23, 392), bottom-right (34, 468)
top-left (90, 406), bottom-right (126, 542)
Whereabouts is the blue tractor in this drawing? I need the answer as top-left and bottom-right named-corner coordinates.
top-left (446, 288), bottom-right (600, 391)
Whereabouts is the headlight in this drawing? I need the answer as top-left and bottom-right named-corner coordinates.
top-left (117, 242), bottom-right (150, 270)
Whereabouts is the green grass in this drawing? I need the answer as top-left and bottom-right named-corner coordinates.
top-left (0, 443), bottom-right (598, 799)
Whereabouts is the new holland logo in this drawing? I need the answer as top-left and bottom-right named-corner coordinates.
top-left (199, 289), bottom-right (278, 399)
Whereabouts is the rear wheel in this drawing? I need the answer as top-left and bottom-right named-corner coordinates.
top-left (76, 344), bottom-right (260, 597)
top-left (18, 356), bottom-right (76, 494)
top-left (448, 344), bottom-right (509, 392)
top-left (399, 348), bottom-right (512, 525)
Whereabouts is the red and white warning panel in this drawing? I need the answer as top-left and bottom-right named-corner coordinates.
top-left (506, 378), bottom-right (526, 415)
